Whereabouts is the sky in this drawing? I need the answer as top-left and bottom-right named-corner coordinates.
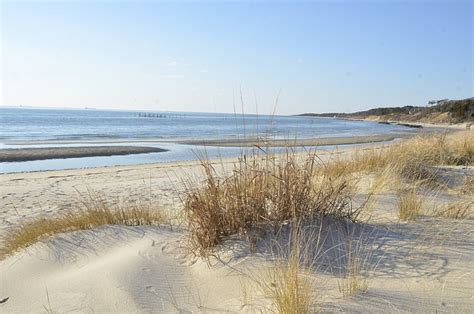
top-left (1, 1), bottom-right (473, 115)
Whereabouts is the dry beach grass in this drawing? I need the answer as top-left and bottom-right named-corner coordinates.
top-left (0, 190), bottom-right (167, 260)
top-left (182, 148), bottom-right (364, 254)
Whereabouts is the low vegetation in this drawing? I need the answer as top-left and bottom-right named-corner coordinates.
top-left (338, 249), bottom-right (369, 297)
top-left (397, 189), bottom-right (423, 221)
top-left (0, 192), bottom-right (166, 260)
top-left (437, 200), bottom-right (471, 219)
top-left (337, 228), bottom-right (375, 297)
top-left (248, 222), bottom-right (321, 313)
top-left (183, 148), bottom-right (363, 254)
top-left (260, 239), bottom-right (313, 313)
top-left (324, 131), bottom-right (472, 184)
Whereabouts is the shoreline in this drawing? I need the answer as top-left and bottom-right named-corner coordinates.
top-left (0, 134), bottom-right (409, 164)
top-left (177, 133), bottom-right (411, 147)
top-left (0, 146), bottom-right (167, 162)
top-left (345, 117), bottom-right (471, 129)
top-left (0, 129), bottom-right (451, 171)
top-left (0, 141), bottom-right (390, 178)
top-left (1, 133), bottom-right (406, 147)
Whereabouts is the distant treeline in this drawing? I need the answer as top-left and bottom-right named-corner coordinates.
top-left (299, 97), bottom-right (474, 123)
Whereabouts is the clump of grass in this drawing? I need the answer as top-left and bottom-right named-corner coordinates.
top-left (335, 221), bottom-right (378, 297)
top-left (183, 148), bottom-right (359, 253)
top-left (458, 176), bottom-right (474, 196)
top-left (437, 200), bottom-right (471, 219)
top-left (263, 247), bottom-right (312, 313)
top-left (397, 189), bottom-right (423, 220)
top-left (253, 222), bottom-right (318, 313)
top-left (0, 191), bottom-right (166, 260)
top-left (338, 240), bottom-right (369, 297)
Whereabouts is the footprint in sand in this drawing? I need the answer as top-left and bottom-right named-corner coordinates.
top-left (138, 249), bottom-right (159, 261)
top-left (145, 285), bottom-right (156, 293)
top-left (179, 258), bottom-right (197, 266)
top-left (160, 243), bottom-right (170, 252)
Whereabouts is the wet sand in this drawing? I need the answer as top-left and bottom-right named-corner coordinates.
top-left (0, 146), bottom-right (167, 162)
top-left (179, 133), bottom-right (411, 147)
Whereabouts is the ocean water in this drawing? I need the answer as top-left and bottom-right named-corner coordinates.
top-left (0, 107), bottom-right (412, 173)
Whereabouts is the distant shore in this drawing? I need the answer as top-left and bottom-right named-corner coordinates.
top-left (0, 146), bottom-right (167, 162)
top-left (298, 115), bottom-right (471, 130)
top-left (297, 97), bottom-right (473, 127)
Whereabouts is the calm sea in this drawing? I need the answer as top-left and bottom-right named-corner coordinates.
top-left (0, 107), bottom-right (411, 173)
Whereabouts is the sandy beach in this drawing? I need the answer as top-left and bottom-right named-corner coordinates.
top-left (352, 118), bottom-right (472, 130)
top-left (1, 132), bottom-right (473, 312)
top-left (178, 133), bottom-right (410, 147)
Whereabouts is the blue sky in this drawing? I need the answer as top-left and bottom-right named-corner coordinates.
top-left (1, 1), bottom-right (472, 114)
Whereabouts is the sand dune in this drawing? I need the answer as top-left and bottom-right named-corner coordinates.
top-left (1, 215), bottom-right (473, 312)
top-left (0, 226), bottom-right (251, 312)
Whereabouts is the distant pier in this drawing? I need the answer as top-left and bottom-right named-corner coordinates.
top-left (137, 112), bottom-right (186, 119)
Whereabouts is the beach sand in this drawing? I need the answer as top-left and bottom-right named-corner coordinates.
top-left (178, 133), bottom-right (411, 147)
top-left (1, 139), bottom-right (473, 312)
top-left (2, 217), bottom-right (471, 312)
top-left (352, 117), bottom-right (472, 130)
